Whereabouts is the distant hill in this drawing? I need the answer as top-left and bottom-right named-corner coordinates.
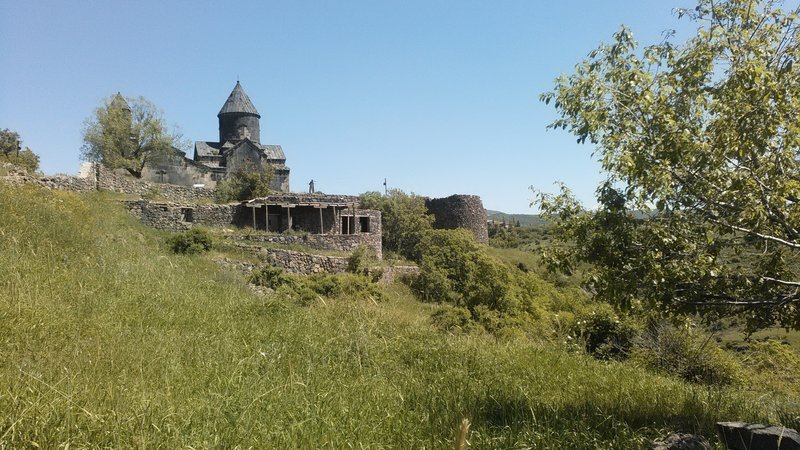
top-left (486, 210), bottom-right (547, 226)
top-left (487, 209), bottom-right (655, 226)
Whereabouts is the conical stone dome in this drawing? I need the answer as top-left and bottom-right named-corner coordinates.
top-left (218, 82), bottom-right (261, 143)
top-left (218, 81), bottom-right (260, 117)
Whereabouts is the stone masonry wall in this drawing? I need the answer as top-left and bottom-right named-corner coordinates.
top-left (97, 165), bottom-right (216, 202)
top-left (1, 163), bottom-right (96, 192)
top-left (425, 194), bottom-right (489, 244)
top-left (2, 162), bottom-right (216, 202)
top-left (38, 174), bottom-right (96, 192)
top-left (259, 248), bottom-right (350, 274)
top-left (124, 201), bottom-right (236, 231)
top-left (218, 250), bottom-right (419, 282)
top-left (228, 233), bottom-right (382, 259)
top-left (258, 253), bottom-right (418, 281)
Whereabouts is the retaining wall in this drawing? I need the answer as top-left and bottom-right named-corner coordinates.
top-left (259, 248), bottom-right (350, 274)
top-left (228, 232), bottom-right (382, 259)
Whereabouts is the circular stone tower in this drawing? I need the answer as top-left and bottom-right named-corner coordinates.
top-left (218, 81), bottom-right (261, 144)
top-left (425, 195), bottom-right (489, 244)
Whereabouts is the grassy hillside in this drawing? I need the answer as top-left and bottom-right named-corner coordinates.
top-left (0, 184), bottom-right (795, 448)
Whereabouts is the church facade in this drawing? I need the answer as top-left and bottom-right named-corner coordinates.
top-left (141, 82), bottom-right (290, 191)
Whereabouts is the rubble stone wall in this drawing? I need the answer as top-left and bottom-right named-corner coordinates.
top-left (1, 162), bottom-right (216, 202)
top-left (96, 165), bottom-right (216, 202)
top-left (259, 248), bottom-right (350, 274)
top-left (229, 232), bottom-right (382, 259)
top-left (124, 201), bottom-right (236, 231)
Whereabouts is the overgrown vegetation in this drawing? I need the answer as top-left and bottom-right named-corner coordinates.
top-left (166, 227), bottom-right (213, 254)
top-left (631, 321), bottom-right (743, 386)
top-left (214, 166), bottom-right (273, 203)
top-left (0, 128), bottom-right (40, 173)
top-left (360, 189), bottom-right (433, 261)
top-left (346, 244), bottom-right (383, 281)
top-left (250, 265), bottom-right (384, 305)
top-left (488, 221), bottom-right (552, 251)
top-left (4, 182), bottom-right (798, 447)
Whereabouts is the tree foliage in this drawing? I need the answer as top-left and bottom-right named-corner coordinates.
top-left (81, 95), bottom-right (187, 177)
top-left (214, 166), bottom-right (273, 203)
top-left (360, 189), bottom-right (434, 261)
top-left (0, 129), bottom-right (39, 173)
top-left (537, 0), bottom-right (800, 330)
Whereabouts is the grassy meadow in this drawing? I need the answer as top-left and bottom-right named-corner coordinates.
top-left (0, 183), bottom-right (797, 448)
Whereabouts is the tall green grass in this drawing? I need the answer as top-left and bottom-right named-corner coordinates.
top-left (0, 184), bottom-right (791, 448)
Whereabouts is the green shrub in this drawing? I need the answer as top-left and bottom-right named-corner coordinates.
top-left (166, 228), bottom-right (213, 254)
top-left (570, 307), bottom-right (640, 360)
top-left (739, 340), bottom-right (800, 395)
top-left (253, 267), bottom-right (384, 306)
top-left (304, 273), bottom-right (384, 303)
top-left (249, 265), bottom-right (298, 290)
top-left (631, 321), bottom-right (742, 386)
top-left (346, 245), bottom-right (383, 281)
top-left (413, 229), bottom-right (518, 310)
top-left (431, 305), bottom-right (478, 334)
top-left (414, 228), bottom-right (599, 339)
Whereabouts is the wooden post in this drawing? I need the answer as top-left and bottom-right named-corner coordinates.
top-left (333, 206), bottom-right (338, 234)
top-left (251, 205), bottom-right (256, 229)
top-left (318, 206), bottom-right (323, 234)
top-left (265, 204), bottom-right (269, 232)
top-left (287, 207), bottom-right (292, 231)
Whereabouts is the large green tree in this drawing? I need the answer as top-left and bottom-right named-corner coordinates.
top-left (537, 0), bottom-right (800, 331)
top-left (81, 94), bottom-right (186, 177)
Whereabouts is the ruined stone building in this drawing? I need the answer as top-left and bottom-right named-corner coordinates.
top-left (125, 193), bottom-right (383, 258)
top-left (81, 83), bottom-right (489, 259)
top-left (140, 82), bottom-right (290, 191)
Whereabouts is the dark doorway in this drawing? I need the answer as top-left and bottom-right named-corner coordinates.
top-left (181, 208), bottom-right (194, 222)
top-left (342, 216), bottom-right (355, 234)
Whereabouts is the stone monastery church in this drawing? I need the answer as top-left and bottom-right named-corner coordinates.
top-left (139, 82), bottom-right (290, 191)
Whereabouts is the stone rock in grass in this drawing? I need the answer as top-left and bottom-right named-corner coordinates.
top-left (650, 433), bottom-right (711, 450)
top-left (716, 422), bottom-right (800, 450)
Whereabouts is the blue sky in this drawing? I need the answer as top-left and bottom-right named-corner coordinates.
top-left (1, 0), bottom-right (696, 213)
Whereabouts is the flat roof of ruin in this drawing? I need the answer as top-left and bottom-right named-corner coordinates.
top-left (245, 193), bottom-right (361, 208)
